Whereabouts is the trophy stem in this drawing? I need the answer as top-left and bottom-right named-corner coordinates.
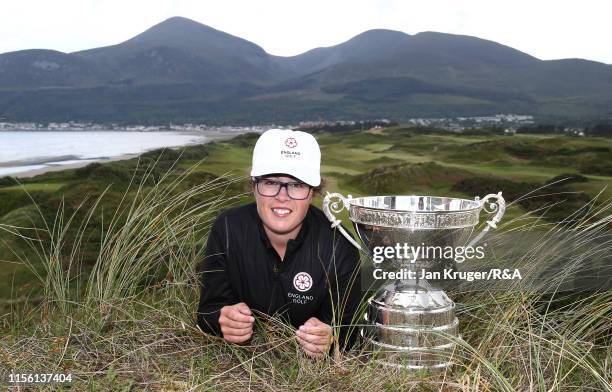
top-left (364, 278), bottom-right (459, 370)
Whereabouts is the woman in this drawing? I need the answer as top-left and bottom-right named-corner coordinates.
top-left (197, 129), bottom-right (362, 357)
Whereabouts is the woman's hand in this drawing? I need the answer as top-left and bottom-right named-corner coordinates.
top-left (219, 302), bottom-right (255, 344)
top-left (296, 317), bottom-right (333, 358)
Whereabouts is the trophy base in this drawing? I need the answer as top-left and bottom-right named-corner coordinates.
top-left (361, 330), bottom-right (455, 370)
top-left (362, 281), bottom-right (459, 370)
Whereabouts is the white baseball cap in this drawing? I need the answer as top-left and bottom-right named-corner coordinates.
top-left (250, 129), bottom-right (321, 186)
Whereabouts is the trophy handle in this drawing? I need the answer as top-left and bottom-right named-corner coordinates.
top-left (322, 192), bottom-right (362, 251)
top-left (467, 192), bottom-right (506, 248)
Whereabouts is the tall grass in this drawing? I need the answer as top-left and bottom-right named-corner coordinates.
top-left (83, 158), bottom-right (244, 327)
top-left (0, 160), bottom-right (610, 391)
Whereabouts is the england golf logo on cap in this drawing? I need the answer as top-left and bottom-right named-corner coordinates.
top-left (285, 137), bottom-right (298, 148)
top-left (293, 272), bottom-right (312, 292)
top-left (281, 137), bottom-right (301, 158)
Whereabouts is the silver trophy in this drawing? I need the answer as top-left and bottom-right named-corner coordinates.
top-left (323, 193), bottom-right (506, 370)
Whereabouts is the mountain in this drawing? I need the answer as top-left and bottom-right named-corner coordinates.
top-left (1, 17), bottom-right (611, 123)
top-left (0, 49), bottom-right (107, 88)
top-left (72, 16), bottom-right (288, 85)
top-left (277, 29), bottom-right (539, 81)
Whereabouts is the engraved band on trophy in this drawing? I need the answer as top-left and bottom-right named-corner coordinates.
top-left (323, 192), bottom-right (506, 370)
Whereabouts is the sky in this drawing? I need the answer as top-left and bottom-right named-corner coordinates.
top-left (1, 0), bottom-right (611, 64)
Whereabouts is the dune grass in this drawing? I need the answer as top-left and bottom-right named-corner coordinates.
top-left (1, 153), bottom-right (610, 391)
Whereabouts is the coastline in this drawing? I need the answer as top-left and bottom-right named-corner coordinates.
top-left (10, 153), bottom-right (142, 178)
top-left (1, 130), bottom-right (249, 179)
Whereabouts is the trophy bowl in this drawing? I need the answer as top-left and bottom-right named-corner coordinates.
top-left (323, 193), bottom-right (506, 370)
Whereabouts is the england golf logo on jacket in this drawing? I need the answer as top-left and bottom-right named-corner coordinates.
top-left (293, 272), bottom-right (312, 292)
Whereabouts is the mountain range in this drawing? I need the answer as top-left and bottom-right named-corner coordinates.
top-left (1, 16), bottom-right (611, 124)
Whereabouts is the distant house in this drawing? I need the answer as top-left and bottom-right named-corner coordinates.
top-left (563, 127), bottom-right (586, 137)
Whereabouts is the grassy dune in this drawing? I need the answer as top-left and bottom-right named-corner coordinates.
top-left (0, 127), bottom-right (611, 390)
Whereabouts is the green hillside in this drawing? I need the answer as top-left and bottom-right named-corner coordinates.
top-left (2, 127), bottom-right (611, 299)
top-left (0, 127), bottom-right (610, 390)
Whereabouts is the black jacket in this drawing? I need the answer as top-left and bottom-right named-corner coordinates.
top-left (196, 202), bottom-right (362, 348)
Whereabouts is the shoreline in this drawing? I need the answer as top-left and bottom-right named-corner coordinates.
top-left (1, 130), bottom-right (248, 179)
top-left (10, 153), bottom-right (142, 178)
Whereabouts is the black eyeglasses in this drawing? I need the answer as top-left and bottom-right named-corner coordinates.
top-left (254, 178), bottom-right (312, 200)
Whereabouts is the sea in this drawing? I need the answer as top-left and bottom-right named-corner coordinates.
top-left (0, 128), bottom-right (251, 177)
